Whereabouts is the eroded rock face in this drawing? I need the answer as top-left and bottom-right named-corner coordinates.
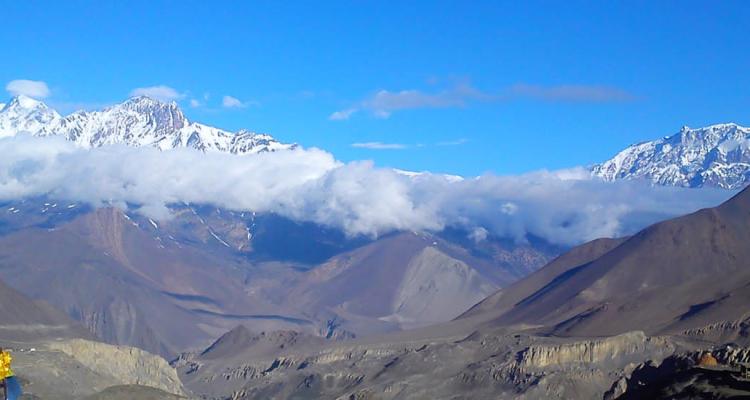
top-left (46, 339), bottom-right (186, 395)
top-left (680, 317), bottom-right (750, 345)
top-left (179, 330), bottom-right (690, 400)
top-left (517, 331), bottom-right (674, 369)
top-left (3, 338), bottom-right (186, 399)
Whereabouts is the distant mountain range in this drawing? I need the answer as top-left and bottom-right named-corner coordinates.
top-left (592, 123), bottom-right (750, 189)
top-left (2, 95), bottom-right (749, 190)
top-left (0, 95), bottom-right (296, 154)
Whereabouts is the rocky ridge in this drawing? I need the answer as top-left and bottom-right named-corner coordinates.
top-left (0, 95), bottom-right (296, 154)
top-left (176, 329), bottom-right (691, 399)
top-left (47, 339), bottom-right (186, 395)
top-left (592, 123), bottom-right (750, 189)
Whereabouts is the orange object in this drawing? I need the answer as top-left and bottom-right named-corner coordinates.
top-left (697, 352), bottom-right (719, 367)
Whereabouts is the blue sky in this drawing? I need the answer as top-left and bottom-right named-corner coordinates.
top-left (2, 1), bottom-right (749, 176)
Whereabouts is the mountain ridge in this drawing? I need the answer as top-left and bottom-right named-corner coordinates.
top-left (464, 184), bottom-right (750, 339)
top-left (0, 94), bottom-right (296, 154)
top-left (592, 123), bottom-right (750, 189)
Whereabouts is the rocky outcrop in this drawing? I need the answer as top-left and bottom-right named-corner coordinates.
top-left (517, 331), bottom-right (674, 369)
top-left (46, 339), bottom-right (186, 395)
top-left (179, 329), bottom-right (694, 400)
top-left (604, 344), bottom-right (750, 399)
top-left (680, 317), bottom-right (750, 344)
top-left (714, 345), bottom-right (750, 365)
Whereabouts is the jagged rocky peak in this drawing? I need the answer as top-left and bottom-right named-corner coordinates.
top-left (117, 96), bottom-right (188, 129)
top-left (0, 95), bottom-right (296, 154)
top-left (592, 123), bottom-right (750, 189)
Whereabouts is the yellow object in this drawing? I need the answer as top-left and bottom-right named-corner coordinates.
top-left (0, 351), bottom-right (13, 379)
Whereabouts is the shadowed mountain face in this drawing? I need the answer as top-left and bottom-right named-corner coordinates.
top-left (464, 186), bottom-right (750, 338)
top-left (460, 236), bottom-right (629, 320)
top-left (0, 277), bottom-right (93, 341)
top-left (0, 207), bottom-right (316, 356)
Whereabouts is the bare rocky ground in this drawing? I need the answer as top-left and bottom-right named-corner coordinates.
top-left (0, 338), bottom-right (187, 400)
top-left (174, 327), bottom-right (703, 400)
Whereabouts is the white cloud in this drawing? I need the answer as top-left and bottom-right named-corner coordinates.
top-left (331, 83), bottom-right (635, 119)
top-left (365, 87), bottom-right (472, 116)
top-left (130, 85), bottom-right (184, 102)
top-left (331, 84), bottom-right (484, 120)
top-left (329, 108), bottom-right (357, 121)
top-left (351, 142), bottom-right (408, 150)
top-left (189, 99), bottom-right (202, 108)
top-left (222, 95), bottom-right (246, 108)
top-left (469, 227), bottom-right (489, 243)
top-left (436, 138), bottom-right (468, 146)
top-left (6, 80), bottom-right (51, 99)
top-left (0, 135), bottom-right (733, 245)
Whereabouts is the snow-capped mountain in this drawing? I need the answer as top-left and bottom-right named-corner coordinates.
top-left (592, 123), bottom-right (750, 189)
top-left (0, 95), bottom-right (296, 154)
top-left (0, 95), bottom-right (62, 138)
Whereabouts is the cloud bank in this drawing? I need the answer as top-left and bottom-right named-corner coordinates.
top-left (0, 135), bottom-right (732, 245)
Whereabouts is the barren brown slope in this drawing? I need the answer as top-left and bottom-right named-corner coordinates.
top-left (285, 232), bottom-right (514, 333)
top-left (0, 278), bottom-right (93, 341)
top-left (459, 236), bottom-right (628, 320)
top-left (476, 186), bottom-right (750, 337)
top-left (0, 208), bottom-right (313, 356)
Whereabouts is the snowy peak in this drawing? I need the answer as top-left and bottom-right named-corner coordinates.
top-left (0, 95), bottom-right (61, 138)
top-left (47, 96), bottom-right (193, 149)
top-left (0, 95), bottom-right (296, 154)
top-left (118, 96), bottom-right (188, 127)
top-left (4, 94), bottom-right (48, 110)
top-left (1, 95), bottom-right (60, 123)
top-left (592, 123), bottom-right (750, 189)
